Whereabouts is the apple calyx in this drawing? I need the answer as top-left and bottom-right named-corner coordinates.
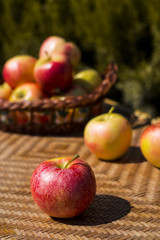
top-left (64, 154), bottom-right (80, 169)
top-left (16, 91), bottom-right (26, 99)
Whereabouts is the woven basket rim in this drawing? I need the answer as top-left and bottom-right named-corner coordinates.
top-left (0, 62), bottom-right (118, 111)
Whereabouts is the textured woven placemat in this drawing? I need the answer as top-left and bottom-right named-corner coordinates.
top-left (0, 116), bottom-right (160, 239)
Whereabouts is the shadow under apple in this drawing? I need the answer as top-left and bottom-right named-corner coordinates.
top-left (51, 194), bottom-right (132, 226)
top-left (100, 146), bottom-right (146, 164)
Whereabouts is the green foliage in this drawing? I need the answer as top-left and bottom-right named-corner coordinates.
top-left (0, 0), bottom-right (160, 116)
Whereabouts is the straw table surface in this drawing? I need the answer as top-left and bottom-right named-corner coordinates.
top-left (0, 102), bottom-right (160, 240)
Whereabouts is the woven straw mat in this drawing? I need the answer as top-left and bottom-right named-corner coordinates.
top-left (0, 115), bottom-right (160, 240)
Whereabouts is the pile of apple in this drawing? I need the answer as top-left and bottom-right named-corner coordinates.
top-left (0, 36), bottom-right (102, 102)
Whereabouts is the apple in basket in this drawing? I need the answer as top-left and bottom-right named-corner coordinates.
top-left (73, 68), bottom-right (102, 93)
top-left (9, 82), bottom-right (44, 102)
top-left (52, 42), bottom-right (81, 68)
top-left (30, 154), bottom-right (96, 218)
top-left (50, 83), bottom-right (86, 99)
top-left (39, 36), bottom-right (81, 68)
top-left (84, 107), bottom-right (132, 160)
top-left (65, 83), bottom-right (86, 97)
top-left (0, 82), bottom-right (12, 99)
top-left (140, 122), bottom-right (160, 168)
top-left (39, 36), bottom-right (66, 58)
top-left (2, 55), bottom-right (37, 89)
top-left (34, 54), bottom-right (73, 95)
top-left (9, 83), bottom-right (44, 124)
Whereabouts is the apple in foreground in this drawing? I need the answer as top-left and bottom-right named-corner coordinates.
top-left (34, 54), bottom-right (73, 95)
top-left (0, 82), bottom-right (12, 99)
top-left (39, 36), bottom-right (66, 58)
top-left (140, 123), bottom-right (160, 168)
top-left (84, 108), bottom-right (132, 160)
top-left (30, 154), bottom-right (96, 218)
top-left (2, 55), bottom-right (37, 89)
top-left (73, 68), bottom-right (102, 93)
top-left (9, 82), bottom-right (44, 102)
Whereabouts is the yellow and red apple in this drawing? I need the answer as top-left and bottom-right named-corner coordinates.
top-left (39, 36), bottom-right (81, 68)
top-left (84, 108), bottom-right (132, 160)
top-left (39, 36), bottom-right (66, 58)
top-left (9, 83), bottom-right (44, 124)
top-left (53, 42), bottom-right (81, 67)
top-left (0, 82), bottom-right (12, 99)
top-left (140, 122), bottom-right (160, 168)
top-left (9, 82), bottom-right (44, 102)
top-left (2, 55), bottom-right (37, 89)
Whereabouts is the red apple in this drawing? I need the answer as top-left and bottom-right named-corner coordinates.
top-left (39, 36), bottom-right (66, 58)
top-left (53, 42), bottom-right (81, 67)
top-left (30, 154), bottom-right (96, 218)
top-left (84, 108), bottom-right (132, 160)
top-left (140, 122), bottom-right (160, 168)
top-left (2, 55), bottom-right (37, 89)
top-left (9, 82), bottom-right (44, 102)
top-left (0, 82), bottom-right (12, 99)
top-left (14, 111), bottom-right (30, 125)
top-left (34, 54), bottom-right (73, 95)
top-left (33, 112), bottom-right (51, 125)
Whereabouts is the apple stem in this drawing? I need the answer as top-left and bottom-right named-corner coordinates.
top-left (107, 106), bottom-right (115, 119)
top-left (64, 154), bottom-right (80, 169)
top-left (44, 51), bottom-right (50, 60)
top-left (108, 106), bottom-right (115, 115)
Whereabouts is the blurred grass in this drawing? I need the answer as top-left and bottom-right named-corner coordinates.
top-left (0, 0), bottom-right (160, 116)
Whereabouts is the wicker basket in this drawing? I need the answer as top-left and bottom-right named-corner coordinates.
top-left (0, 63), bottom-right (118, 135)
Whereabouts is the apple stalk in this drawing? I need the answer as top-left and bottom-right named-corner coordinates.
top-left (64, 154), bottom-right (79, 169)
top-left (108, 106), bottom-right (115, 117)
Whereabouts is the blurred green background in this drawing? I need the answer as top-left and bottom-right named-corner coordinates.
top-left (0, 0), bottom-right (160, 116)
